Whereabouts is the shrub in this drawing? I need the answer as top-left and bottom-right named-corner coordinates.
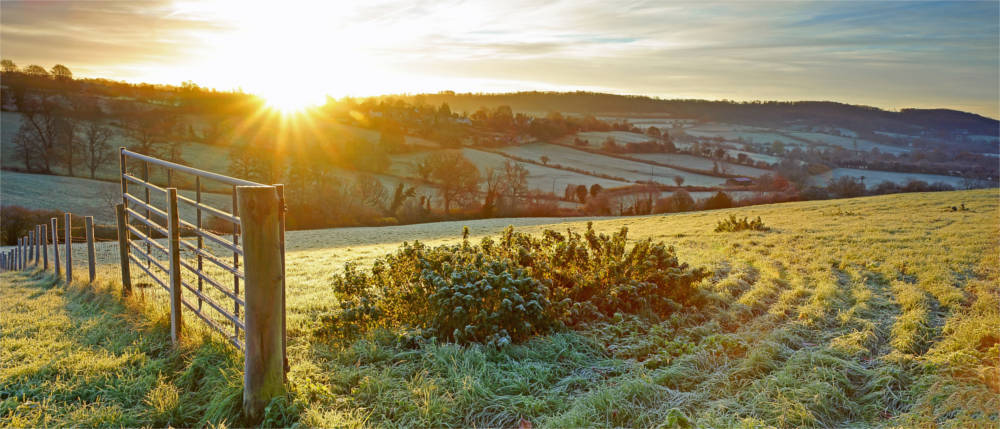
top-left (670, 190), bottom-right (695, 212)
top-left (318, 224), bottom-right (708, 346)
top-left (701, 191), bottom-right (733, 210)
top-left (828, 176), bottom-right (866, 198)
top-left (715, 214), bottom-right (769, 232)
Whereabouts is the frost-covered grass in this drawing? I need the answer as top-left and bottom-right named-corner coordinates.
top-left (575, 131), bottom-right (654, 145)
top-left (390, 148), bottom-right (630, 191)
top-left (630, 152), bottom-right (771, 177)
top-left (4, 189), bottom-right (998, 427)
top-left (0, 171), bottom-right (232, 224)
top-left (810, 168), bottom-right (970, 189)
top-left (496, 143), bottom-right (727, 187)
top-left (786, 130), bottom-right (911, 155)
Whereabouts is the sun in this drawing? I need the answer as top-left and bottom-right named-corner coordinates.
top-left (260, 86), bottom-right (324, 113)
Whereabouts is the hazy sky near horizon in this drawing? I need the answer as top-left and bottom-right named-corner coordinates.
top-left (2, 0), bottom-right (998, 117)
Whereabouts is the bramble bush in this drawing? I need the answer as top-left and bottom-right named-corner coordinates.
top-left (714, 214), bottom-right (768, 232)
top-left (318, 223), bottom-right (708, 346)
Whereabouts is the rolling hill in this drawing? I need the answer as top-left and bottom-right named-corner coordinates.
top-left (3, 189), bottom-right (997, 427)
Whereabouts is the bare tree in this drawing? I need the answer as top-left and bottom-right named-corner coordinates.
top-left (14, 98), bottom-right (70, 173)
top-left (58, 118), bottom-right (78, 175)
top-left (354, 174), bottom-right (388, 212)
top-left (673, 175), bottom-right (685, 187)
top-left (415, 158), bottom-right (434, 181)
top-left (81, 121), bottom-right (114, 178)
top-left (227, 141), bottom-right (274, 183)
top-left (121, 109), bottom-right (177, 158)
top-left (426, 150), bottom-right (480, 214)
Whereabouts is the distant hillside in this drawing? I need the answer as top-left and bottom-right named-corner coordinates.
top-left (399, 92), bottom-right (999, 138)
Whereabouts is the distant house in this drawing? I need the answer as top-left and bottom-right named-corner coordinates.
top-left (726, 177), bottom-right (754, 186)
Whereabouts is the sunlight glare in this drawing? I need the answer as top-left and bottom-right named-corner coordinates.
top-left (260, 84), bottom-right (325, 112)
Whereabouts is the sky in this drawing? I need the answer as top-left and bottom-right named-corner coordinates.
top-left (2, 0), bottom-right (998, 118)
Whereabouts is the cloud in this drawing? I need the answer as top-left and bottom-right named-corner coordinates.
top-left (1, 0), bottom-right (997, 117)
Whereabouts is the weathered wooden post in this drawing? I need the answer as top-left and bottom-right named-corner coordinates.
top-left (115, 204), bottom-right (132, 296)
top-left (85, 217), bottom-right (96, 283)
top-left (65, 213), bottom-right (73, 283)
top-left (236, 186), bottom-right (286, 420)
top-left (166, 188), bottom-right (182, 345)
top-left (51, 218), bottom-right (61, 277)
top-left (35, 226), bottom-right (41, 265)
top-left (274, 184), bottom-right (289, 377)
top-left (28, 230), bottom-right (34, 264)
top-left (41, 224), bottom-right (48, 270)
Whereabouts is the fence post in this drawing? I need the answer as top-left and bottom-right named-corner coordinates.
top-left (41, 224), bottom-right (48, 270)
top-left (274, 184), bottom-right (288, 377)
top-left (166, 188), bottom-right (182, 345)
top-left (29, 230), bottom-right (35, 264)
top-left (35, 226), bottom-right (41, 265)
top-left (65, 213), bottom-right (72, 284)
top-left (51, 218), bottom-right (61, 277)
top-left (116, 204), bottom-right (132, 296)
top-left (85, 217), bottom-right (96, 283)
top-left (236, 186), bottom-right (285, 420)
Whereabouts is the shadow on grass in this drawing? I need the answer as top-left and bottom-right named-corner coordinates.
top-left (1, 270), bottom-right (302, 428)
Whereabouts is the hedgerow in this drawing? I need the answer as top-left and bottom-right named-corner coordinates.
top-left (318, 223), bottom-right (708, 346)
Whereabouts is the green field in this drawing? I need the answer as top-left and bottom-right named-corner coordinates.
top-left (2, 189), bottom-right (998, 427)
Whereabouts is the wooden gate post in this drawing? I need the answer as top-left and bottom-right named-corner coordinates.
top-left (166, 188), bottom-right (182, 345)
top-left (236, 186), bottom-right (286, 421)
top-left (274, 184), bottom-right (288, 377)
top-left (41, 224), bottom-right (48, 270)
top-left (51, 218), bottom-right (61, 277)
top-left (115, 204), bottom-right (132, 295)
top-left (65, 213), bottom-right (73, 284)
top-left (85, 217), bottom-right (96, 283)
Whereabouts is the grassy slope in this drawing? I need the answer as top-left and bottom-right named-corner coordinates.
top-left (0, 170), bottom-right (233, 224)
top-left (3, 189), bottom-right (998, 427)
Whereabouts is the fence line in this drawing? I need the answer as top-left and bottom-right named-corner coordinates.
top-left (2, 148), bottom-right (287, 420)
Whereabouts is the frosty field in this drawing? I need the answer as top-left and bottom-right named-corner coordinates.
top-left (3, 189), bottom-right (997, 427)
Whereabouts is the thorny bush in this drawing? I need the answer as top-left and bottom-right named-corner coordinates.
top-left (714, 214), bottom-right (769, 232)
top-left (318, 223), bottom-right (709, 346)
